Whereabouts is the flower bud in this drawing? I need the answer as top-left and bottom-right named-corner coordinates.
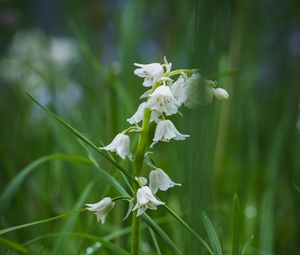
top-left (213, 88), bottom-right (229, 101)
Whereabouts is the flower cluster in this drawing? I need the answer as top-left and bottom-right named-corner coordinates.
top-left (86, 58), bottom-right (229, 223)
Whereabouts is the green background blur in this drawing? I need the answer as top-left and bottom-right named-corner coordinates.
top-left (0, 0), bottom-right (300, 254)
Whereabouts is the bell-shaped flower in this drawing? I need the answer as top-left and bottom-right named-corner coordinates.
top-left (149, 168), bottom-right (181, 194)
top-left (171, 73), bottom-right (202, 109)
top-left (132, 186), bottom-right (165, 216)
top-left (100, 133), bottom-right (133, 160)
top-left (213, 88), bottom-right (229, 100)
top-left (171, 75), bottom-right (187, 106)
top-left (145, 85), bottom-right (179, 116)
top-left (151, 119), bottom-right (189, 147)
top-left (86, 197), bottom-right (115, 224)
top-left (127, 102), bottom-right (161, 124)
top-left (134, 63), bottom-right (164, 87)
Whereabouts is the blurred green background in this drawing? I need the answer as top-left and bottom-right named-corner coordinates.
top-left (0, 0), bottom-right (300, 254)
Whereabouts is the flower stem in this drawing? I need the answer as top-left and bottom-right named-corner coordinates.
top-left (131, 108), bottom-right (151, 255)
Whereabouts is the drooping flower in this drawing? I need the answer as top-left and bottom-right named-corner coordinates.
top-left (171, 75), bottom-right (187, 106)
top-left (145, 85), bottom-right (179, 115)
top-left (132, 186), bottom-right (165, 216)
top-left (213, 88), bottom-right (229, 100)
top-left (134, 63), bottom-right (164, 87)
top-left (172, 73), bottom-right (203, 108)
top-left (149, 168), bottom-right (181, 194)
top-left (100, 133), bottom-right (133, 160)
top-left (151, 119), bottom-right (189, 147)
top-left (86, 197), bottom-right (115, 223)
top-left (127, 102), bottom-right (147, 124)
top-left (127, 102), bottom-right (161, 124)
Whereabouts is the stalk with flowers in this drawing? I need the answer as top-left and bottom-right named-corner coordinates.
top-left (86, 57), bottom-right (229, 254)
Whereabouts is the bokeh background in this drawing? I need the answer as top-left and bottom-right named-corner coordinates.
top-left (1, 0), bottom-right (300, 254)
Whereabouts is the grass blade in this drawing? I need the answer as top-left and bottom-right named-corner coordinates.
top-left (231, 194), bottom-right (240, 255)
top-left (0, 209), bottom-right (85, 235)
top-left (0, 237), bottom-right (31, 254)
top-left (142, 213), bottom-right (182, 255)
top-left (0, 154), bottom-right (93, 212)
top-left (149, 227), bottom-right (162, 255)
top-left (201, 212), bottom-right (222, 255)
top-left (164, 205), bottom-right (214, 255)
top-left (25, 232), bottom-right (130, 255)
top-left (25, 92), bottom-right (135, 182)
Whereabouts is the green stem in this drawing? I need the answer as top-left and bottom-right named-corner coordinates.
top-left (131, 108), bottom-right (151, 255)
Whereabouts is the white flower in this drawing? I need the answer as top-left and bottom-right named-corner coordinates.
top-left (145, 85), bottom-right (179, 115)
top-left (127, 102), bottom-right (161, 124)
top-left (134, 63), bottom-right (164, 87)
top-left (86, 197), bottom-right (115, 223)
top-left (132, 186), bottom-right (165, 216)
top-left (149, 168), bottom-right (181, 194)
top-left (127, 102), bottom-right (147, 124)
top-left (171, 73), bottom-right (202, 109)
top-left (151, 119), bottom-right (189, 147)
top-left (171, 75), bottom-right (186, 106)
top-left (100, 133), bottom-right (133, 160)
top-left (213, 88), bottom-right (229, 100)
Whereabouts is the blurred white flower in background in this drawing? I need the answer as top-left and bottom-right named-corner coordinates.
top-left (86, 197), bottom-right (115, 223)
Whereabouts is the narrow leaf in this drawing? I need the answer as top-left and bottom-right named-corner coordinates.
top-left (231, 194), bottom-right (240, 255)
top-left (201, 212), bottom-right (222, 255)
top-left (164, 205), bottom-right (214, 255)
top-left (0, 209), bottom-right (85, 235)
top-left (26, 92), bottom-right (135, 182)
top-left (0, 237), bottom-right (31, 254)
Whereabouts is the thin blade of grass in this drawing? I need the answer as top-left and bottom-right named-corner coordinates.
top-left (163, 205), bottom-right (214, 255)
top-left (25, 233), bottom-right (130, 255)
top-left (142, 213), bottom-right (182, 255)
top-left (149, 227), bottom-right (162, 255)
top-left (25, 92), bottom-right (135, 182)
top-left (201, 212), bottom-right (222, 255)
top-left (231, 194), bottom-right (240, 255)
top-left (241, 235), bottom-right (254, 255)
top-left (0, 237), bottom-right (31, 255)
top-left (0, 208), bottom-right (85, 235)
top-left (0, 154), bottom-right (93, 212)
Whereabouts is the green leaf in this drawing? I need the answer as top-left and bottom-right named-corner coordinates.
top-left (149, 227), bottom-right (162, 255)
top-left (26, 92), bottom-right (135, 182)
top-left (0, 154), bottom-right (93, 212)
top-left (25, 232), bottom-right (130, 255)
top-left (142, 213), bottom-right (182, 255)
top-left (164, 205), bottom-right (214, 255)
top-left (241, 235), bottom-right (254, 255)
top-left (201, 212), bottom-right (222, 255)
top-left (0, 236), bottom-right (31, 254)
top-left (231, 194), bottom-right (240, 255)
top-left (0, 208), bottom-right (85, 235)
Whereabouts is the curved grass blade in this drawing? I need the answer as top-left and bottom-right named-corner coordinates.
top-left (25, 233), bottom-right (130, 255)
top-left (241, 235), bottom-right (254, 255)
top-left (201, 212), bottom-right (222, 255)
top-left (149, 227), bottom-right (162, 255)
top-left (163, 205), bottom-right (214, 255)
top-left (0, 154), bottom-right (93, 212)
top-left (0, 237), bottom-right (31, 255)
top-left (231, 194), bottom-right (240, 255)
top-left (51, 179), bottom-right (96, 254)
top-left (26, 92), bottom-right (135, 182)
top-left (142, 213), bottom-right (182, 255)
top-left (0, 208), bottom-right (85, 235)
